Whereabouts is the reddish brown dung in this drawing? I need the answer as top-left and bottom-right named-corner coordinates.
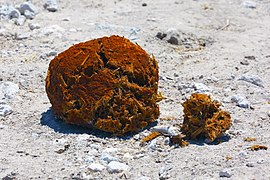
top-left (45, 35), bottom-right (161, 135)
top-left (181, 93), bottom-right (232, 141)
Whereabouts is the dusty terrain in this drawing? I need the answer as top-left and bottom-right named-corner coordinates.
top-left (0, 0), bottom-right (270, 179)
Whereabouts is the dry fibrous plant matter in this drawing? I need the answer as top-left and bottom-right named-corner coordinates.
top-left (181, 93), bottom-right (232, 142)
top-left (45, 35), bottom-right (162, 135)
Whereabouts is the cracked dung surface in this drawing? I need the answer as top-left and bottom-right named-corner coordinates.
top-left (45, 35), bottom-right (161, 135)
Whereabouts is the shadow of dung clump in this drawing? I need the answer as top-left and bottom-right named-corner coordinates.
top-left (187, 134), bottom-right (231, 146)
top-left (40, 108), bottom-right (111, 137)
top-left (40, 108), bottom-right (157, 140)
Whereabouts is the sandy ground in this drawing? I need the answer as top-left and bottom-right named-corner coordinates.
top-left (0, 0), bottom-right (270, 179)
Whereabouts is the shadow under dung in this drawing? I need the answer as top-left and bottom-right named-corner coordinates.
top-left (40, 108), bottom-right (157, 140)
top-left (187, 134), bottom-right (231, 146)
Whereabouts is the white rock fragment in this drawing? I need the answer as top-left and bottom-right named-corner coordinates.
top-left (28, 23), bottom-right (41, 30)
top-left (159, 166), bottom-right (170, 179)
top-left (151, 126), bottom-right (179, 136)
top-left (0, 82), bottom-right (19, 100)
top-left (15, 32), bottom-right (30, 40)
top-left (84, 156), bottom-right (95, 163)
top-left (243, 1), bottom-right (256, 9)
top-left (238, 151), bottom-right (248, 157)
top-left (107, 161), bottom-right (129, 173)
top-left (166, 28), bottom-right (179, 45)
top-left (23, 10), bottom-right (35, 19)
top-left (14, 15), bottom-right (26, 26)
top-left (219, 169), bottom-right (233, 178)
top-left (151, 126), bottom-right (170, 134)
top-left (87, 149), bottom-right (99, 157)
top-left (133, 153), bottom-right (145, 159)
top-left (100, 153), bottom-right (119, 163)
top-left (44, 0), bottom-right (58, 12)
top-left (192, 82), bottom-right (212, 93)
top-left (88, 163), bottom-right (105, 172)
top-left (133, 134), bottom-right (140, 140)
top-left (123, 153), bottom-right (133, 160)
top-left (231, 95), bottom-right (250, 108)
top-left (164, 137), bottom-right (170, 145)
top-left (238, 74), bottom-right (264, 87)
top-left (18, 2), bottom-right (39, 19)
top-left (47, 51), bottom-right (57, 56)
top-left (0, 104), bottom-right (13, 117)
top-left (0, 5), bottom-right (20, 19)
top-left (148, 139), bottom-right (157, 150)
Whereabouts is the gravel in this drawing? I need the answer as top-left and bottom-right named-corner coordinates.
top-left (44, 0), bottom-right (58, 12)
top-left (18, 2), bottom-right (39, 17)
top-left (107, 161), bottom-right (129, 173)
top-left (100, 153), bottom-right (119, 163)
top-left (14, 15), bottom-right (26, 26)
top-left (0, 103), bottom-right (13, 117)
top-left (219, 169), bottom-right (233, 178)
top-left (238, 74), bottom-right (264, 87)
top-left (88, 163), bottom-right (105, 172)
top-left (28, 23), bottom-right (41, 30)
top-left (243, 1), bottom-right (256, 9)
top-left (231, 95), bottom-right (250, 108)
top-left (0, 81), bottom-right (19, 100)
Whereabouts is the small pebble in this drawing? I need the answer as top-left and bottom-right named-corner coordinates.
top-left (15, 33), bottom-right (30, 40)
top-left (133, 134), bottom-right (140, 140)
top-left (133, 153), bottom-right (145, 159)
top-left (88, 163), bottom-right (105, 172)
top-left (100, 153), bottom-right (119, 163)
top-left (164, 137), bottom-right (170, 145)
top-left (0, 104), bottom-right (13, 117)
top-left (148, 139), bottom-right (157, 151)
top-left (239, 74), bottom-right (264, 87)
top-left (238, 151), bottom-right (248, 157)
top-left (23, 10), bottom-right (35, 19)
top-left (107, 161), bottom-right (129, 173)
top-left (18, 2), bottom-right (39, 18)
top-left (192, 82), bottom-right (212, 93)
top-left (159, 166), bottom-right (170, 180)
top-left (47, 51), bottom-right (57, 56)
top-left (240, 59), bottom-right (249, 65)
top-left (243, 1), bottom-right (256, 9)
top-left (28, 23), bottom-right (41, 30)
top-left (14, 16), bottom-right (26, 26)
top-left (246, 163), bottom-right (254, 167)
top-left (0, 5), bottom-right (20, 19)
top-left (219, 169), bottom-right (233, 178)
top-left (0, 81), bottom-right (19, 100)
top-left (231, 95), bottom-right (250, 108)
top-left (44, 0), bottom-right (58, 12)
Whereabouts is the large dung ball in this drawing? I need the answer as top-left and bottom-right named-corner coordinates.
top-left (45, 35), bottom-right (161, 134)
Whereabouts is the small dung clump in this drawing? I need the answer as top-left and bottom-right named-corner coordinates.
top-left (46, 35), bottom-right (161, 135)
top-left (181, 93), bottom-right (232, 141)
